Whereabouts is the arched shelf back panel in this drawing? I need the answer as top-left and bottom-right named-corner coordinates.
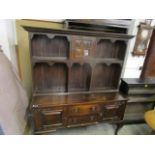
top-left (31, 34), bottom-right (70, 58)
top-left (68, 63), bottom-right (92, 92)
top-left (96, 39), bottom-right (126, 60)
top-left (33, 62), bottom-right (68, 93)
top-left (90, 63), bottom-right (121, 90)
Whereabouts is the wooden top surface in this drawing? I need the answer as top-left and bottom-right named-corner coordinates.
top-left (23, 26), bottom-right (134, 40)
top-left (31, 92), bottom-right (126, 108)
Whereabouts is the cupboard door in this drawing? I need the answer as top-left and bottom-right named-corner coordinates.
top-left (41, 110), bottom-right (63, 128)
top-left (33, 109), bottom-right (64, 133)
top-left (102, 103), bottom-right (126, 121)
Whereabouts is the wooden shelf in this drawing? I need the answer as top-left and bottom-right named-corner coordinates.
top-left (33, 89), bottom-right (119, 96)
top-left (32, 56), bottom-right (123, 66)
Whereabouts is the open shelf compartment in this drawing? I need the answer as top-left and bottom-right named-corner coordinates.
top-left (90, 63), bottom-right (121, 91)
top-left (68, 63), bottom-right (92, 92)
top-left (96, 39), bottom-right (127, 60)
top-left (31, 34), bottom-right (70, 58)
top-left (33, 62), bottom-right (68, 93)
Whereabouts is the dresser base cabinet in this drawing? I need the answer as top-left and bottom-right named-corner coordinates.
top-left (30, 93), bottom-right (127, 134)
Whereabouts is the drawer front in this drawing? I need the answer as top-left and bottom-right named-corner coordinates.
top-left (41, 110), bottom-right (63, 128)
top-left (102, 102), bottom-right (126, 121)
top-left (67, 104), bottom-right (101, 116)
top-left (33, 108), bottom-right (64, 132)
top-left (67, 114), bottom-right (98, 127)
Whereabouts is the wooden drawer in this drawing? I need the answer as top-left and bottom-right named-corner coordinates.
top-left (33, 109), bottom-right (64, 132)
top-left (41, 110), bottom-right (63, 128)
top-left (67, 114), bottom-right (98, 127)
top-left (67, 104), bottom-right (101, 116)
top-left (101, 102), bottom-right (126, 121)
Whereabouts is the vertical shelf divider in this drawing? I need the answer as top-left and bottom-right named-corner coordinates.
top-left (66, 62), bottom-right (73, 92)
top-left (89, 63), bottom-right (96, 91)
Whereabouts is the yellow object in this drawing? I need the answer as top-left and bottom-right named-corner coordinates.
top-left (144, 84), bottom-right (148, 88)
top-left (144, 110), bottom-right (155, 131)
top-left (16, 20), bottom-right (63, 98)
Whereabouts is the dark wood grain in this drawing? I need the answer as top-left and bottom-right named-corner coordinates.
top-left (31, 34), bottom-right (69, 58)
top-left (24, 26), bottom-right (133, 134)
top-left (141, 29), bottom-right (155, 78)
top-left (34, 63), bottom-right (68, 93)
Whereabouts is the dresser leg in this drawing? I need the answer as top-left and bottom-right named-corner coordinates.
top-left (115, 123), bottom-right (123, 135)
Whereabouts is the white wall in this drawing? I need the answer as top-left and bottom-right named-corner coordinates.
top-left (0, 19), bottom-right (17, 69)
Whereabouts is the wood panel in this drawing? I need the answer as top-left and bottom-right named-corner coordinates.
top-left (31, 34), bottom-right (69, 58)
top-left (90, 63), bottom-right (121, 90)
top-left (96, 39), bottom-right (126, 60)
top-left (141, 29), bottom-right (155, 78)
top-left (70, 36), bottom-right (96, 59)
top-left (68, 63), bottom-right (91, 91)
top-left (34, 63), bottom-right (67, 93)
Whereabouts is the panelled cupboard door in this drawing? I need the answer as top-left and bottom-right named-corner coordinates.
top-left (33, 109), bottom-right (64, 132)
top-left (102, 103), bottom-right (126, 121)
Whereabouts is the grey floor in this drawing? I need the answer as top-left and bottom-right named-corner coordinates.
top-left (49, 123), bottom-right (151, 135)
